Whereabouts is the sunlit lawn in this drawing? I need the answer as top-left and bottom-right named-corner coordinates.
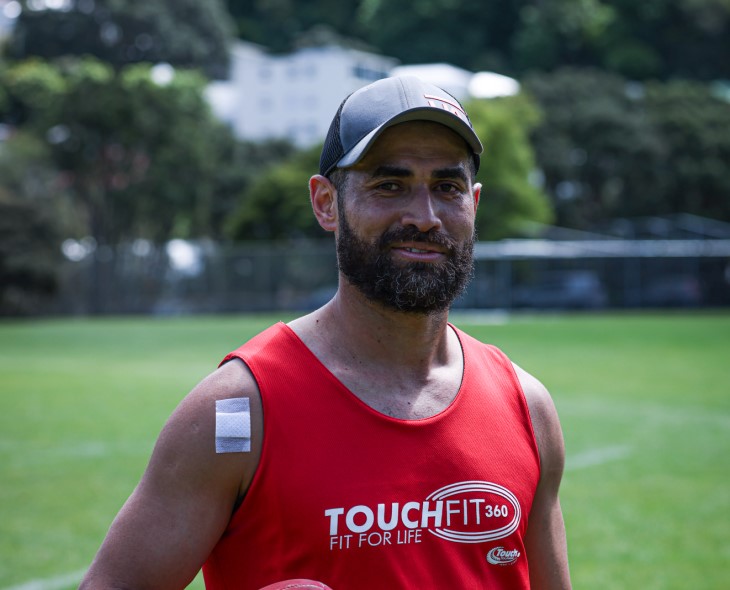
top-left (1, 312), bottom-right (728, 589)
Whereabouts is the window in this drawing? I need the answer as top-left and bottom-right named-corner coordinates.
top-left (353, 64), bottom-right (388, 81)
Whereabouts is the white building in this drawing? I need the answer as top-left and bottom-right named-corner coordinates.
top-left (392, 63), bottom-right (521, 101)
top-left (206, 41), bottom-right (520, 148)
top-left (391, 63), bottom-right (474, 101)
top-left (0, 0), bottom-right (21, 40)
top-left (207, 41), bottom-right (398, 147)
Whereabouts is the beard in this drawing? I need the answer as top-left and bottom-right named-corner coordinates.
top-left (336, 207), bottom-right (475, 315)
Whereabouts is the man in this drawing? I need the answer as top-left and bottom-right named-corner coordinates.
top-left (81, 76), bottom-right (571, 589)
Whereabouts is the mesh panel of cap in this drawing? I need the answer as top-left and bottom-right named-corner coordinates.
top-left (319, 98), bottom-right (347, 176)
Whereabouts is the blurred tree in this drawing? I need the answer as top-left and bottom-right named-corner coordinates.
top-left (210, 137), bottom-right (297, 239)
top-left (512, 0), bottom-right (617, 72)
top-left (513, 0), bottom-right (730, 80)
top-left (524, 68), bottom-right (660, 228)
top-left (353, 0), bottom-right (523, 74)
top-left (7, 0), bottom-right (234, 78)
top-left (226, 0), bottom-right (362, 54)
top-left (598, 0), bottom-right (730, 81)
top-left (226, 144), bottom-right (323, 240)
top-left (0, 57), bottom-right (234, 245)
top-left (643, 79), bottom-right (730, 221)
top-left (223, 0), bottom-right (729, 81)
top-left (0, 56), bottom-right (66, 128)
top-left (224, 0), bottom-right (522, 72)
top-left (0, 129), bottom-right (62, 214)
top-left (467, 95), bottom-right (554, 239)
top-left (525, 68), bottom-right (670, 228)
top-left (524, 68), bottom-right (730, 228)
top-left (0, 194), bottom-right (61, 315)
top-left (0, 132), bottom-right (62, 315)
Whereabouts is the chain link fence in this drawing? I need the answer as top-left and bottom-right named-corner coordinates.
top-left (49, 238), bottom-right (730, 315)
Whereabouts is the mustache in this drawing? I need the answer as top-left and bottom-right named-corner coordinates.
top-left (377, 227), bottom-right (458, 252)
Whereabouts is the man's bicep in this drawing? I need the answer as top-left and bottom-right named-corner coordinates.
top-left (82, 361), bottom-right (261, 590)
top-left (524, 491), bottom-right (571, 589)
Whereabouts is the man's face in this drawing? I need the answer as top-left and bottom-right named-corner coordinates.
top-left (333, 121), bottom-right (479, 314)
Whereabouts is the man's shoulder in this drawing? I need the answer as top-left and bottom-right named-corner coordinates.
top-left (511, 362), bottom-right (565, 476)
top-left (153, 351), bottom-right (264, 493)
top-left (205, 356), bottom-right (261, 400)
top-left (161, 358), bottom-right (262, 446)
top-left (219, 322), bottom-right (291, 367)
top-left (511, 363), bottom-right (551, 406)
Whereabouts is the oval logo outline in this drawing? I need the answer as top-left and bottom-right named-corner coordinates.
top-left (426, 480), bottom-right (521, 544)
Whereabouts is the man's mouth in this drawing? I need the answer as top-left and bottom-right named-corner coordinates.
top-left (391, 243), bottom-right (448, 262)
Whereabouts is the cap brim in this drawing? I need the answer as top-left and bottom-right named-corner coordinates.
top-left (336, 107), bottom-right (483, 169)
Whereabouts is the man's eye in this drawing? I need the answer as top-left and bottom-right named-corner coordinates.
top-left (377, 182), bottom-right (400, 191)
top-left (436, 183), bottom-right (461, 193)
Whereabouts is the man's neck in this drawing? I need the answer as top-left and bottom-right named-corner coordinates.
top-left (288, 283), bottom-right (465, 419)
top-left (307, 282), bottom-right (454, 370)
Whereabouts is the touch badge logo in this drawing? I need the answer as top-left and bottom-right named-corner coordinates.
top-left (487, 546), bottom-right (521, 565)
top-left (325, 480), bottom-right (521, 551)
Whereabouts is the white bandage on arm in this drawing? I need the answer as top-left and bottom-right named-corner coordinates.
top-left (215, 397), bottom-right (251, 453)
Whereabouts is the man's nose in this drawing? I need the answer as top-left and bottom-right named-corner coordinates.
top-left (400, 187), bottom-right (443, 233)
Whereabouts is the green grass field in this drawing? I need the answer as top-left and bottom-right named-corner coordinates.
top-left (1, 312), bottom-right (728, 589)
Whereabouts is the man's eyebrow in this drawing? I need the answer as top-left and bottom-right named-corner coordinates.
top-left (433, 166), bottom-right (469, 183)
top-left (370, 165), bottom-right (412, 179)
top-left (368, 165), bottom-right (470, 183)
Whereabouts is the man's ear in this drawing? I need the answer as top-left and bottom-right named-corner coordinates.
top-left (473, 182), bottom-right (482, 211)
top-left (309, 174), bottom-right (338, 232)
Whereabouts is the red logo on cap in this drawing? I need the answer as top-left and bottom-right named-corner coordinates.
top-left (425, 94), bottom-right (468, 122)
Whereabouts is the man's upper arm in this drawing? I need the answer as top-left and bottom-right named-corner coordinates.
top-left (81, 358), bottom-right (263, 590)
top-left (514, 363), bottom-right (572, 590)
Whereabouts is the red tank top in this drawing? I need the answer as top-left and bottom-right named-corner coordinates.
top-left (203, 323), bottom-right (540, 589)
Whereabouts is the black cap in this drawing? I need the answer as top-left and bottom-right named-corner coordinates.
top-left (320, 76), bottom-right (483, 176)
